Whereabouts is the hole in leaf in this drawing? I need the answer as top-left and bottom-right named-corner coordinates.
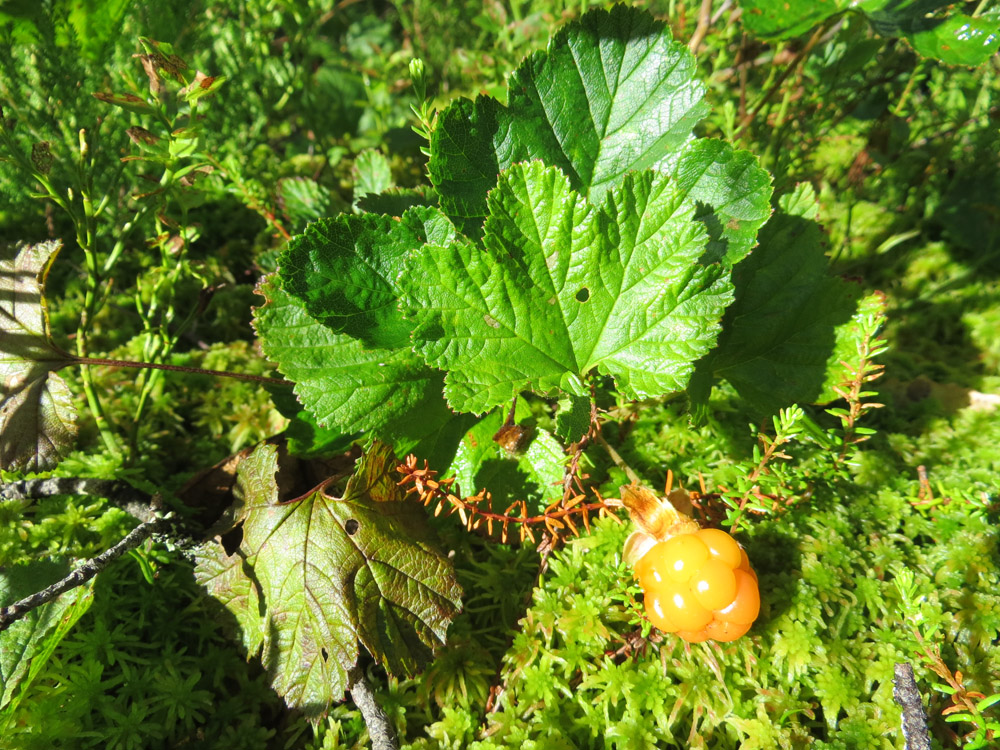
top-left (575, 287), bottom-right (590, 302)
top-left (321, 648), bottom-right (329, 661)
top-left (220, 524), bottom-right (244, 555)
top-left (345, 519), bottom-right (360, 535)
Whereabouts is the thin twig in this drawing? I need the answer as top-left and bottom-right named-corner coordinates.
top-left (0, 512), bottom-right (168, 631)
top-left (593, 429), bottom-right (641, 485)
top-left (736, 20), bottom-right (831, 137)
top-left (688, 0), bottom-right (715, 54)
top-left (76, 356), bottom-right (290, 386)
top-left (893, 663), bottom-right (932, 750)
top-left (348, 666), bottom-right (399, 750)
top-left (711, 0), bottom-right (735, 25)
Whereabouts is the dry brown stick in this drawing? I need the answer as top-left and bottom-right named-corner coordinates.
top-left (688, 0), bottom-right (715, 54)
top-left (893, 662), bottom-right (932, 750)
top-left (0, 511), bottom-right (167, 631)
top-left (348, 666), bottom-right (400, 750)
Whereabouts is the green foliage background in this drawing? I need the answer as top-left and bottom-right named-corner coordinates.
top-left (1, 0), bottom-right (999, 748)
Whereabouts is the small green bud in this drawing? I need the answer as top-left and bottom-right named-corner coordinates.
top-left (409, 58), bottom-right (427, 100)
top-left (409, 58), bottom-right (426, 83)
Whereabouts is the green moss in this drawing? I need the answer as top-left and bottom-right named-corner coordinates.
top-left (437, 484), bottom-right (999, 749)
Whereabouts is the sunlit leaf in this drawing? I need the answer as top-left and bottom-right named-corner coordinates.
top-left (278, 177), bottom-right (336, 233)
top-left (740, 0), bottom-right (1000, 65)
top-left (402, 162), bottom-right (732, 414)
top-left (194, 441), bottom-right (462, 716)
top-left (352, 148), bottom-right (393, 205)
top-left (429, 5), bottom-right (709, 236)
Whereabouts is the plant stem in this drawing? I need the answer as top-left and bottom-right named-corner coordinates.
top-left (130, 169), bottom-right (179, 438)
top-left (737, 19), bottom-right (832, 137)
top-left (763, 83), bottom-right (794, 171)
top-left (348, 666), bottom-right (400, 750)
top-left (892, 59), bottom-right (926, 117)
top-left (72, 132), bottom-right (124, 459)
top-left (688, 0), bottom-right (715, 54)
top-left (75, 356), bottom-right (290, 386)
top-left (594, 429), bottom-right (641, 485)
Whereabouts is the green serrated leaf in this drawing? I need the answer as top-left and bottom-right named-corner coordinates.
top-left (268, 385), bottom-right (358, 459)
top-left (352, 148), bottom-right (394, 205)
top-left (741, 0), bottom-right (1000, 65)
top-left (1, 559), bottom-right (94, 720)
top-left (279, 207), bottom-right (457, 349)
top-left (278, 177), bottom-right (336, 233)
top-left (356, 186), bottom-right (438, 217)
top-left (859, 0), bottom-right (1000, 66)
top-left (395, 412), bottom-right (478, 475)
top-left (254, 275), bottom-right (446, 439)
top-left (739, 0), bottom-right (842, 39)
top-left (0, 240), bottom-right (77, 471)
top-left (427, 95), bottom-right (507, 238)
top-left (428, 5), bottom-right (708, 236)
top-left (690, 211), bottom-right (863, 414)
top-left (778, 182), bottom-right (820, 219)
top-left (505, 5), bottom-right (708, 203)
top-left (902, 12), bottom-right (1000, 66)
top-left (555, 394), bottom-right (591, 444)
top-left (194, 441), bottom-right (461, 716)
top-left (450, 410), bottom-right (564, 512)
top-left (666, 139), bottom-right (773, 266)
top-left (403, 162), bottom-right (732, 414)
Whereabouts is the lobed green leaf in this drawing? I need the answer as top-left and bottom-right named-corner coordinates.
top-left (403, 161), bottom-right (733, 414)
top-left (253, 275), bottom-right (446, 439)
top-left (688, 203), bottom-right (865, 413)
top-left (278, 207), bottom-right (457, 349)
top-left (428, 5), bottom-right (709, 236)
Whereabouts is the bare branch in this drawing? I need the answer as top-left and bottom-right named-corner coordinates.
top-left (688, 0), bottom-right (715, 54)
top-left (0, 512), bottom-right (168, 631)
top-left (348, 666), bottom-right (399, 750)
top-left (893, 662), bottom-right (932, 750)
